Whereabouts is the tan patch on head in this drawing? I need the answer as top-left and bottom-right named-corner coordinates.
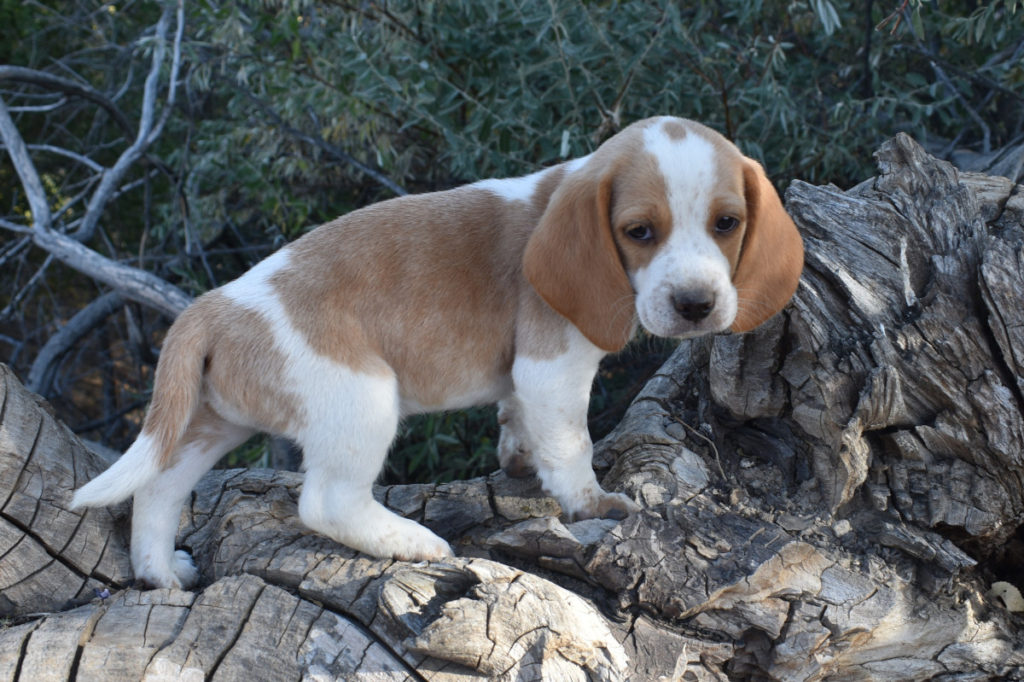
top-left (660, 119), bottom-right (689, 141)
top-left (706, 147), bottom-right (750, 276)
top-left (523, 119), bottom-right (731, 351)
top-left (650, 118), bottom-right (754, 276)
top-left (667, 118), bottom-right (803, 330)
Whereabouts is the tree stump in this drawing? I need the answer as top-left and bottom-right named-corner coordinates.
top-left (2, 135), bottom-right (1023, 680)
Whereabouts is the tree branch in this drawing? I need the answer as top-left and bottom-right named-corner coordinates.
top-left (23, 143), bottom-right (106, 172)
top-left (27, 291), bottom-right (126, 396)
top-left (31, 226), bottom-right (192, 317)
top-left (74, 2), bottom-right (181, 242)
top-left (0, 95), bottom-right (192, 318)
top-left (0, 65), bottom-right (134, 136)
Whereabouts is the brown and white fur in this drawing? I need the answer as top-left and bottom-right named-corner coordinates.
top-left (71, 116), bottom-right (803, 589)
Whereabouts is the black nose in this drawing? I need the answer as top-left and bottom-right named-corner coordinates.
top-left (672, 290), bottom-right (715, 322)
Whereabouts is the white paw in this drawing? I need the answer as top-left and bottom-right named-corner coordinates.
top-left (134, 550), bottom-right (199, 590)
top-left (172, 550), bottom-right (200, 588)
top-left (393, 532), bottom-right (454, 561)
top-left (571, 491), bottom-right (640, 522)
top-left (300, 493), bottom-right (454, 563)
top-left (389, 522), bottom-right (454, 563)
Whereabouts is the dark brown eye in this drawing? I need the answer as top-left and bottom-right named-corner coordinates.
top-left (715, 216), bottom-right (740, 234)
top-left (626, 224), bottom-right (654, 243)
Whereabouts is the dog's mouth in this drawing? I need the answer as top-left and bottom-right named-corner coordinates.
top-left (636, 291), bottom-right (736, 339)
top-left (641, 315), bottom-right (733, 340)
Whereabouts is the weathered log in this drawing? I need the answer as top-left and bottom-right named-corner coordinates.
top-left (2, 135), bottom-right (1024, 680)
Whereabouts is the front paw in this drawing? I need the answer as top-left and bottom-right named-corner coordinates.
top-left (134, 549), bottom-right (199, 590)
top-left (573, 492), bottom-right (640, 521)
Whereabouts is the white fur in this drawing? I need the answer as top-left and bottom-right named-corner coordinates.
top-left (474, 154), bottom-right (594, 203)
top-left (130, 420), bottom-right (252, 587)
top-left (71, 433), bottom-right (161, 508)
top-left (508, 326), bottom-right (609, 515)
top-left (474, 168), bottom-right (547, 203)
top-left (632, 120), bottom-right (738, 337)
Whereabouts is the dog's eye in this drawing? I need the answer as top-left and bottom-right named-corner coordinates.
top-left (714, 216), bottom-right (740, 234)
top-left (625, 224), bottom-right (654, 243)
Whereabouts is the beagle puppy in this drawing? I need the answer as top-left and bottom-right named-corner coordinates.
top-left (71, 116), bottom-right (803, 589)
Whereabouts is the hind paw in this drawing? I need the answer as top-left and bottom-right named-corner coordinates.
top-left (134, 549), bottom-right (199, 590)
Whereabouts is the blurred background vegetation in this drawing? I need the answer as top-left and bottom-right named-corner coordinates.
top-left (1, 0), bottom-right (1021, 482)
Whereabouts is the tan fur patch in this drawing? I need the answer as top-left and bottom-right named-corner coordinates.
top-left (523, 157), bottom-right (636, 352)
top-left (731, 160), bottom-right (804, 331)
top-left (142, 299), bottom-right (210, 466)
top-left (661, 120), bottom-right (689, 141)
top-left (607, 136), bottom-right (673, 276)
top-left (143, 290), bottom-right (301, 467)
top-left (173, 402), bottom-right (244, 455)
top-left (197, 291), bottom-right (304, 434)
top-left (272, 186), bottom-right (551, 409)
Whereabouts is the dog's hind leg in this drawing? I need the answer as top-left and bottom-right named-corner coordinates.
top-left (296, 368), bottom-right (452, 562)
top-left (130, 404), bottom-right (254, 588)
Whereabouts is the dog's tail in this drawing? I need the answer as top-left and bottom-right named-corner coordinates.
top-left (71, 301), bottom-right (210, 509)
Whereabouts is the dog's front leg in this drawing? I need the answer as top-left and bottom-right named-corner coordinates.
top-left (510, 348), bottom-right (639, 521)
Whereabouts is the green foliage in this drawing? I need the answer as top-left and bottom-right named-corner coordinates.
top-left (167, 0), bottom-right (1024, 258)
top-left (390, 409), bottom-right (499, 484)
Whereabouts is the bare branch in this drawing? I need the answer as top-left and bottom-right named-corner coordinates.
top-left (31, 227), bottom-right (192, 318)
top-left (0, 65), bottom-right (134, 136)
top-left (24, 143), bottom-right (106, 171)
top-left (73, 4), bottom-right (176, 242)
top-left (0, 254), bottom-right (53, 320)
top-left (0, 236), bottom-right (32, 266)
top-left (0, 95), bottom-right (192, 318)
top-left (932, 60), bottom-right (991, 154)
top-left (27, 291), bottom-right (125, 396)
top-left (8, 95), bottom-right (68, 113)
top-left (146, 0), bottom-right (185, 146)
top-left (0, 94), bottom-right (52, 229)
top-left (0, 218), bottom-right (34, 235)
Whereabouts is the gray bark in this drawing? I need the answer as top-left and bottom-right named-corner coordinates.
top-left (2, 135), bottom-right (1023, 680)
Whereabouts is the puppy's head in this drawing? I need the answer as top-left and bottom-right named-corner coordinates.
top-left (525, 116), bottom-right (804, 351)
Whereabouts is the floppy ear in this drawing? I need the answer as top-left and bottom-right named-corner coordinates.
top-left (523, 168), bottom-right (636, 352)
top-left (730, 160), bottom-right (805, 332)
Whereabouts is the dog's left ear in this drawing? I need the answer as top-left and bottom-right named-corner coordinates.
top-left (730, 160), bottom-right (804, 332)
top-left (524, 167), bottom-right (636, 352)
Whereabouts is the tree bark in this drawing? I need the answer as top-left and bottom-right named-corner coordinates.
top-left (2, 135), bottom-right (1023, 680)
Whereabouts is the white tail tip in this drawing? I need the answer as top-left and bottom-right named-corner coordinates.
top-left (70, 434), bottom-right (161, 509)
